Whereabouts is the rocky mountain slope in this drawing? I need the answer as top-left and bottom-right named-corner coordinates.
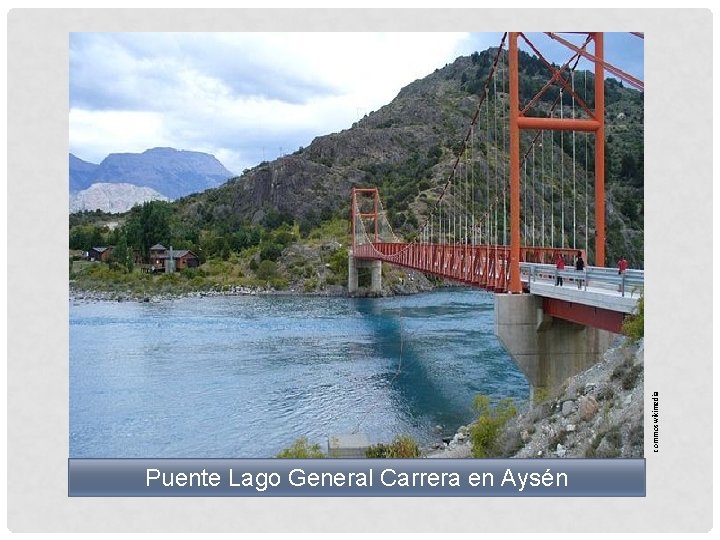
top-left (175, 48), bottom-right (644, 267)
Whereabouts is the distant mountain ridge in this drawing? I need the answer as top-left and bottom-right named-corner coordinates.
top-left (69, 147), bottom-right (234, 199)
top-left (69, 154), bottom-right (99, 192)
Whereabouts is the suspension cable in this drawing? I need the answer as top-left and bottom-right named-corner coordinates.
top-left (523, 159), bottom-right (528, 243)
top-left (540, 130), bottom-right (545, 247)
top-left (572, 69), bottom-right (577, 249)
top-left (492, 68), bottom-right (498, 249)
top-left (415, 33), bottom-right (507, 247)
top-left (584, 68), bottom-right (589, 258)
top-left (516, 50), bottom-right (584, 253)
top-left (532, 143), bottom-right (536, 246)
top-left (560, 88), bottom-right (565, 248)
top-left (501, 50), bottom-right (508, 247)
top-left (550, 105), bottom-right (555, 248)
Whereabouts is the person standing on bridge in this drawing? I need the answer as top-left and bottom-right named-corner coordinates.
top-left (575, 251), bottom-right (585, 289)
top-left (617, 256), bottom-right (628, 292)
top-left (555, 254), bottom-right (565, 286)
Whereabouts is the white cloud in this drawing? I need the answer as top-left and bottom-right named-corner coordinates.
top-left (69, 32), bottom-right (475, 172)
top-left (69, 32), bottom-right (643, 174)
top-left (69, 109), bottom-right (169, 163)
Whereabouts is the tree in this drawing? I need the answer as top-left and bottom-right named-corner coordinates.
top-left (125, 201), bottom-right (172, 258)
top-left (620, 153), bottom-right (638, 181)
top-left (111, 234), bottom-right (133, 273)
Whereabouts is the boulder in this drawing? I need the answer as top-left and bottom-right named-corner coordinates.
top-left (578, 395), bottom-right (599, 421)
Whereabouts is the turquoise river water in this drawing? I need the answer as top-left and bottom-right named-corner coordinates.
top-left (69, 289), bottom-right (529, 457)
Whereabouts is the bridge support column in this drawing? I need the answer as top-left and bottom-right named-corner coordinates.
top-left (348, 251), bottom-right (382, 295)
top-left (495, 293), bottom-right (614, 392)
top-left (348, 250), bottom-right (359, 294)
top-left (369, 259), bottom-right (382, 294)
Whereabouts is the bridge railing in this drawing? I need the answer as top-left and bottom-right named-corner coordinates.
top-left (520, 263), bottom-right (644, 297)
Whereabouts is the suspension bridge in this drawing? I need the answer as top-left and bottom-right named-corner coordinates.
top-left (349, 32), bottom-right (644, 390)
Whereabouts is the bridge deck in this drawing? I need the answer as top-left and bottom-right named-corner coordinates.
top-left (527, 281), bottom-right (639, 314)
top-left (521, 263), bottom-right (642, 314)
top-left (352, 242), bottom-right (643, 317)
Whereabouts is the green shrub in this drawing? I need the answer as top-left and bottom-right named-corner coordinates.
top-left (304, 277), bottom-right (318, 292)
top-left (268, 277), bottom-right (289, 290)
top-left (470, 395), bottom-right (517, 458)
top-left (365, 443), bottom-right (390, 458)
top-left (256, 260), bottom-right (278, 281)
top-left (205, 259), bottom-right (226, 276)
top-left (533, 387), bottom-right (550, 404)
top-left (328, 248), bottom-right (349, 281)
top-left (276, 437), bottom-right (325, 458)
top-left (621, 293), bottom-right (644, 341)
top-left (621, 365), bottom-right (643, 390)
top-left (158, 272), bottom-right (181, 285)
top-left (259, 242), bottom-right (283, 262)
top-left (180, 267), bottom-right (206, 279)
top-left (365, 435), bottom-right (420, 458)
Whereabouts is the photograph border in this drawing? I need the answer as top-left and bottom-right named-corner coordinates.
top-left (7, 7), bottom-right (714, 532)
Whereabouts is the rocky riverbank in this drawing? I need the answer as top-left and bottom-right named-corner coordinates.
top-left (70, 265), bottom-right (434, 303)
top-left (69, 284), bottom-right (347, 304)
top-left (424, 336), bottom-right (644, 459)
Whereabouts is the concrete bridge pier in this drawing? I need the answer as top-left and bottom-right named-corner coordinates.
top-left (495, 293), bottom-right (614, 393)
top-left (348, 251), bottom-right (382, 295)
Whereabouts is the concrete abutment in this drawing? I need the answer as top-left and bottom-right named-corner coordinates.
top-left (495, 293), bottom-right (614, 392)
top-left (348, 251), bottom-right (382, 295)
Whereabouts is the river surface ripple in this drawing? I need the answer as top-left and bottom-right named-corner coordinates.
top-left (70, 289), bottom-right (529, 457)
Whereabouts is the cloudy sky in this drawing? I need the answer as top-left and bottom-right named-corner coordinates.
top-left (69, 32), bottom-right (643, 175)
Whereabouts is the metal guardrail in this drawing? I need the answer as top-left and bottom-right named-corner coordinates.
top-left (520, 263), bottom-right (644, 297)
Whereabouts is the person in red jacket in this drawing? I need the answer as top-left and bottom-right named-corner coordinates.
top-left (618, 256), bottom-right (628, 274)
top-left (555, 254), bottom-right (565, 286)
top-left (617, 256), bottom-right (628, 292)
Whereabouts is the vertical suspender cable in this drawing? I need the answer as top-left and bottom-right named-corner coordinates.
top-left (448, 197), bottom-right (451, 246)
top-left (541, 130), bottom-right (545, 247)
top-left (493, 67), bottom-right (498, 248)
top-left (439, 198), bottom-right (443, 245)
top-left (463, 133), bottom-right (475, 245)
top-left (453, 173), bottom-right (457, 244)
top-left (523, 160), bottom-right (528, 243)
top-left (584, 69), bottom-right (589, 258)
top-left (532, 144), bottom-right (536, 246)
top-left (560, 88), bottom-right (565, 248)
top-left (451, 177), bottom-right (455, 244)
top-left (550, 103), bottom-right (555, 248)
top-left (501, 53), bottom-right (508, 247)
top-left (494, 94), bottom-right (499, 247)
top-left (572, 70), bottom-right (577, 249)
top-left (473, 106), bottom-right (478, 247)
